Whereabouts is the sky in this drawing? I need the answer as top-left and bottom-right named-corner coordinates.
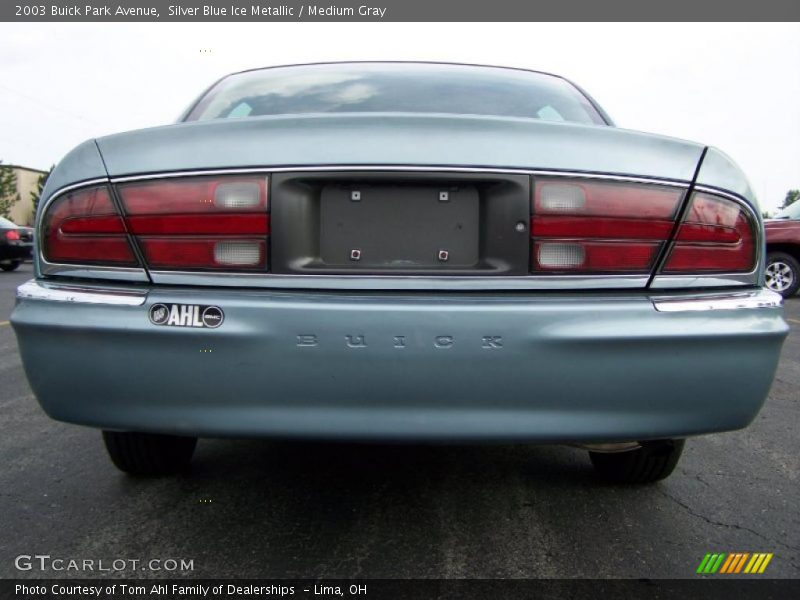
top-left (1, 22), bottom-right (799, 212)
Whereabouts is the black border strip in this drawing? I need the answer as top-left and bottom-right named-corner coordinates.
top-left (646, 146), bottom-right (709, 288)
top-left (4, 578), bottom-right (799, 600)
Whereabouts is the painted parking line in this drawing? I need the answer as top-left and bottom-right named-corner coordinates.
top-left (0, 321), bottom-right (9, 327)
top-left (788, 318), bottom-right (800, 325)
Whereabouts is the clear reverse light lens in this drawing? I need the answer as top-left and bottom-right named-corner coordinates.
top-left (214, 182), bottom-right (262, 209)
top-left (539, 183), bottom-right (587, 212)
top-left (213, 241), bottom-right (262, 266)
top-left (538, 243), bottom-right (586, 268)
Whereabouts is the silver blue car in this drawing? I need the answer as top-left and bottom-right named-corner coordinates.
top-left (11, 63), bottom-right (789, 482)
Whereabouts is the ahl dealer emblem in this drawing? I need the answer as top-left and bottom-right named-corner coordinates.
top-left (149, 303), bottom-right (224, 329)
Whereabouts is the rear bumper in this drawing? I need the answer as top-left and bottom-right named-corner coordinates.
top-left (11, 281), bottom-right (788, 441)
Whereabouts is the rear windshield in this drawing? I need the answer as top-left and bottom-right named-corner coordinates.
top-left (185, 63), bottom-right (607, 125)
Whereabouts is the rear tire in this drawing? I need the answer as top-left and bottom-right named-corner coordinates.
top-left (1, 261), bottom-right (21, 272)
top-left (589, 439), bottom-right (685, 483)
top-left (102, 431), bottom-right (197, 476)
top-left (765, 251), bottom-right (800, 298)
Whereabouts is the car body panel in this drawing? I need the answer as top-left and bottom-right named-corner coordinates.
top-left (12, 284), bottom-right (787, 441)
top-left (38, 139), bottom-right (107, 203)
top-left (95, 114), bottom-right (704, 183)
top-left (765, 218), bottom-right (800, 244)
top-left (695, 147), bottom-right (758, 204)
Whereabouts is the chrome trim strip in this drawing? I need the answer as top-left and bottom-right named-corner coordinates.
top-left (651, 289), bottom-right (782, 312)
top-left (529, 170), bottom-right (688, 187)
top-left (16, 279), bottom-right (147, 306)
top-left (112, 168), bottom-right (272, 182)
top-left (15, 278), bottom-right (782, 312)
top-left (148, 271), bottom-right (650, 290)
top-left (109, 166), bottom-right (691, 188)
top-left (38, 264), bottom-right (150, 282)
top-left (650, 273), bottom-right (756, 289)
top-left (44, 177), bottom-right (111, 197)
top-left (693, 185), bottom-right (749, 203)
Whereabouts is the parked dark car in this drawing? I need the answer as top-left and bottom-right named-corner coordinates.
top-left (0, 216), bottom-right (33, 271)
top-left (765, 202), bottom-right (800, 298)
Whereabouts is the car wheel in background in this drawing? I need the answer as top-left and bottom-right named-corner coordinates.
top-left (765, 252), bottom-right (800, 298)
top-left (102, 431), bottom-right (197, 476)
top-left (1, 260), bottom-right (21, 272)
top-left (589, 439), bottom-right (685, 483)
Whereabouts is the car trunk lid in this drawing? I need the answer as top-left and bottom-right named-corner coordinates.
top-left (96, 113), bottom-right (704, 182)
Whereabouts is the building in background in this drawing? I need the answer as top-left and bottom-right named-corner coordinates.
top-left (2, 165), bottom-right (47, 226)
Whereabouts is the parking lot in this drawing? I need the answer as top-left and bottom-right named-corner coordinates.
top-left (0, 262), bottom-right (798, 579)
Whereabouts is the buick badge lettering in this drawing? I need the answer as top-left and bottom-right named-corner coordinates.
top-left (149, 304), bottom-right (224, 329)
top-left (295, 334), bottom-right (503, 349)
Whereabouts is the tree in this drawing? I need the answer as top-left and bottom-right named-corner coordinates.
top-left (0, 161), bottom-right (19, 219)
top-left (782, 189), bottom-right (799, 210)
top-left (30, 165), bottom-right (53, 217)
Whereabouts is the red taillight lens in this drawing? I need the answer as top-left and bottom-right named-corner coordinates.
top-left (531, 178), bottom-right (684, 273)
top-left (117, 176), bottom-right (269, 271)
top-left (534, 179), bottom-right (681, 218)
top-left (5, 230), bottom-right (20, 241)
top-left (532, 216), bottom-right (674, 240)
top-left (140, 239), bottom-right (267, 269)
top-left (662, 192), bottom-right (755, 273)
top-left (126, 214), bottom-right (268, 236)
top-left (119, 178), bottom-right (267, 214)
top-left (42, 186), bottom-right (138, 266)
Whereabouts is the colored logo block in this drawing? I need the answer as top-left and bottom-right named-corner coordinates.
top-left (697, 553), bottom-right (773, 574)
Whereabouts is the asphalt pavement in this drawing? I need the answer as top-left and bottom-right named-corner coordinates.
top-left (1, 263), bottom-right (798, 579)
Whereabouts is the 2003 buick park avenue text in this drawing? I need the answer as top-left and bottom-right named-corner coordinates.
top-left (17, 4), bottom-right (160, 17)
top-left (11, 62), bottom-right (789, 485)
